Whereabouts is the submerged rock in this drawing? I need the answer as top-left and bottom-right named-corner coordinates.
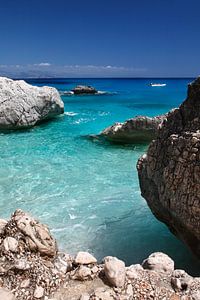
top-left (0, 77), bottom-right (64, 130)
top-left (72, 85), bottom-right (97, 95)
top-left (137, 77), bottom-right (200, 258)
top-left (100, 115), bottom-right (165, 143)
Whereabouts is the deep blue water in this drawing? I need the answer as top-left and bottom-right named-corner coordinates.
top-left (1, 78), bottom-right (200, 275)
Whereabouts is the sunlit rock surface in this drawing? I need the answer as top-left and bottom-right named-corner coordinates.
top-left (100, 115), bottom-right (165, 143)
top-left (0, 77), bottom-right (64, 129)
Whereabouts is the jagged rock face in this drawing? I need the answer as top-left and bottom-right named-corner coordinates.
top-left (100, 115), bottom-right (165, 143)
top-left (137, 77), bottom-right (200, 257)
top-left (0, 77), bottom-right (64, 129)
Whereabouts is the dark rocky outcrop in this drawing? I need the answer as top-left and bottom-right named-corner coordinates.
top-left (100, 115), bottom-right (165, 143)
top-left (0, 77), bottom-right (64, 130)
top-left (137, 77), bottom-right (200, 258)
top-left (72, 85), bottom-right (97, 95)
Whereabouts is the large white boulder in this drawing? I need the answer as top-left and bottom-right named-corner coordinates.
top-left (0, 77), bottom-right (64, 129)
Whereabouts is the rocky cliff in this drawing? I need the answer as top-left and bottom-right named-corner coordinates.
top-left (137, 77), bottom-right (200, 258)
top-left (0, 77), bottom-right (64, 130)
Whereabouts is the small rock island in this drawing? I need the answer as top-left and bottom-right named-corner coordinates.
top-left (72, 85), bottom-right (98, 95)
top-left (100, 115), bottom-right (165, 143)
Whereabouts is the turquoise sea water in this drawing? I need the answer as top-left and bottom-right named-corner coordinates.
top-left (1, 78), bottom-right (200, 275)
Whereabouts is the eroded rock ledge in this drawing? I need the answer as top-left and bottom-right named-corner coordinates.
top-left (137, 77), bottom-right (200, 259)
top-left (0, 210), bottom-right (199, 300)
top-left (100, 115), bottom-right (165, 143)
top-left (0, 77), bottom-right (64, 130)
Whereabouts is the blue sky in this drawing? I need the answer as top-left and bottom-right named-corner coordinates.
top-left (0, 0), bottom-right (200, 77)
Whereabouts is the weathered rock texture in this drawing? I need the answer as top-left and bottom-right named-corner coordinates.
top-left (0, 210), bottom-right (61, 299)
top-left (100, 115), bottom-right (165, 143)
top-left (1, 210), bottom-right (200, 300)
top-left (72, 85), bottom-right (97, 95)
top-left (137, 77), bottom-right (200, 258)
top-left (0, 77), bottom-right (64, 129)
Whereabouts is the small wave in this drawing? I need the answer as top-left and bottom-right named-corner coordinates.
top-left (69, 213), bottom-right (78, 220)
top-left (60, 91), bottom-right (74, 96)
top-left (60, 90), bottom-right (117, 96)
top-left (98, 111), bottom-right (110, 116)
top-left (73, 117), bottom-right (96, 125)
top-left (96, 91), bottom-right (117, 95)
top-left (64, 112), bottom-right (79, 116)
top-left (73, 224), bottom-right (86, 229)
top-left (88, 214), bottom-right (97, 219)
top-left (51, 226), bottom-right (69, 233)
top-left (97, 91), bottom-right (107, 95)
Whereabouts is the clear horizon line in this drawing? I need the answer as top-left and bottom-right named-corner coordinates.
top-left (12, 76), bottom-right (196, 80)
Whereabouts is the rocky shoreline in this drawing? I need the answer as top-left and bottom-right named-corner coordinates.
top-left (0, 210), bottom-right (199, 300)
top-left (0, 77), bottom-right (200, 299)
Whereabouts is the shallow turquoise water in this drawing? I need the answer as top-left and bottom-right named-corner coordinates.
top-left (1, 78), bottom-right (200, 275)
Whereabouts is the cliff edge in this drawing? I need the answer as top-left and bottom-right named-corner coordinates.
top-left (137, 77), bottom-right (200, 258)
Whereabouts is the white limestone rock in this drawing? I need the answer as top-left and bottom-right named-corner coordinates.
top-left (0, 77), bottom-right (64, 129)
top-left (79, 294), bottom-right (90, 300)
top-left (171, 269), bottom-right (193, 291)
top-left (13, 209), bottom-right (57, 257)
top-left (103, 256), bottom-right (126, 287)
top-left (75, 251), bottom-right (97, 265)
top-left (34, 285), bottom-right (45, 299)
top-left (126, 264), bottom-right (143, 279)
top-left (72, 265), bottom-right (92, 280)
top-left (3, 237), bottom-right (18, 253)
top-left (142, 252), bottom-right (174, 273)
top-left (0, 288), bottom-right (16, 300)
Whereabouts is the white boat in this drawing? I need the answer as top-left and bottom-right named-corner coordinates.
top-left (62, 91), bottom-right (74, 95)
top-left (149, 83), bottom-right (166, 87)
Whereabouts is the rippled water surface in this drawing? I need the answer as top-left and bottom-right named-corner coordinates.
top-left (1, 78), bottom-right (200, 275)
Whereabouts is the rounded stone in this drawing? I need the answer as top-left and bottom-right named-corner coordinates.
top-left (142, 252), bottom-right (174, 273)
top-left (104, 256), bottom-right (126, 287)
top-left (75, 251), bottom-right (97, 265)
